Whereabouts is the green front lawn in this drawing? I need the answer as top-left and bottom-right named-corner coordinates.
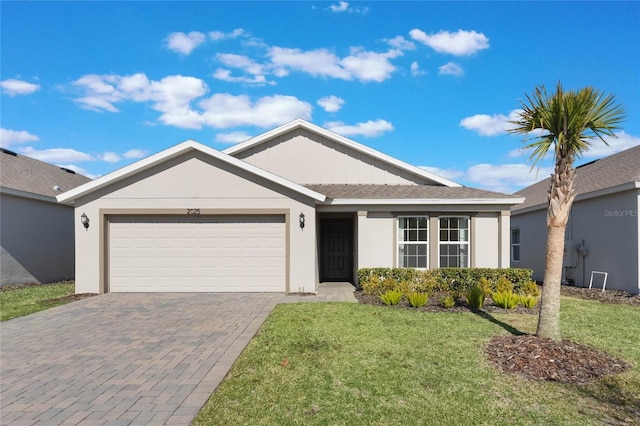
top-left (0, 282), bottom-right (75, 321)
top-left (195, 298), bottom-right (640, 425)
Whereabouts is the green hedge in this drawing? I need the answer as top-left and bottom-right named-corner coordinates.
top-left (357, 267), bottom-right (533, 295)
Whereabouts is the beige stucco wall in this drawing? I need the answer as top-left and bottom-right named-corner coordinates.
top-left (512, 189), bottom-right (639, 294)
top-left (73, 152), bottom-right (318, 294)
top-left (1, 194), bottom-right (75, 286)
top-left (233, 128), bottom-right (432, 185)
top-left (354, 208), bottom-right (509, 276)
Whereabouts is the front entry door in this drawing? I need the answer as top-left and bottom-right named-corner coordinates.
top-left (321, 219), bottom-right (353, 282)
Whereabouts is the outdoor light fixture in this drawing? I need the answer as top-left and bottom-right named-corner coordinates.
top-left (299, 212), bottom-right (305, 229)
top-left (81, 213), bottom-right (90, 229)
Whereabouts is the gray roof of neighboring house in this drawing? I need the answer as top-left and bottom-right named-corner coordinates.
top-left (513, 144), bottom-right (640, 212)
top-left (305, 184), bottom-right (518, 200)
top-left (0, 148), bottom-right (91, 199)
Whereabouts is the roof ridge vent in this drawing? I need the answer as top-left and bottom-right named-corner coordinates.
top-left (1, 148), bottom-right (18, 156)
top-left (60, 167), bottom-right (76, 174)
top-left (576, 159), bottom-right (599, 169)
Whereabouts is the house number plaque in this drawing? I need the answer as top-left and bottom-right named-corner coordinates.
top-left (187, 208), bottom-right (201, 215)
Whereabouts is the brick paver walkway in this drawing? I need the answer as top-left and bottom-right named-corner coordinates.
top-left (0, 285), bottom-right (355, 425)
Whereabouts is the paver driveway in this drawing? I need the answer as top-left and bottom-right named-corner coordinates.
top-left (1, 293), bottom-right (302, 425)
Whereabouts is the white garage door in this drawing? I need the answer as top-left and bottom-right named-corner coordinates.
top-left (109, 215), bottom-right (286, 292)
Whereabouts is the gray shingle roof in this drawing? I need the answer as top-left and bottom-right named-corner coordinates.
top-left (513, 144), bottom-right (640, 212)
top-left (304, 184), bottom-right (518, 200)
top-left (0, 148), bottom-right (91, 198)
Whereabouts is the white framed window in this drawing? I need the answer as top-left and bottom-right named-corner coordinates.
top-left (438, 216), bottom-right (469, 268)
top-left (397, 216), bottom-right (429, 268)
top-left (511, 228), bottom-right (521, 262)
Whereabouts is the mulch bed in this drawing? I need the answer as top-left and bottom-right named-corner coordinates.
top-left (355, 285), bottom-right (637, 384)
top-left (485, 335), bottom-right (631, 384)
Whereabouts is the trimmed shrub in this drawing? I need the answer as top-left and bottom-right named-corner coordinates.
top-left (466, 285), bottom-right (486, 309)
top-left (491, 291), bottom-right (519, 309)
top-left (441, 294), bottom-right (456, 309)
top-left (520, 281), bottom-right (541, 297)
top-left (477, 277), bottom-right (493, 296)
top-left (406, 291), bottom-right (428, 308)
top-left (495, 277), bottom-right (514, 293)
top-left (357, 267), bottom-right (532, 294)
top-left (379, 289), bottom-right (403, 306)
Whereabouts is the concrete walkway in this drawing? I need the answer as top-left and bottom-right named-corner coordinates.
top-left (0, 283), bottom-right (355, 425)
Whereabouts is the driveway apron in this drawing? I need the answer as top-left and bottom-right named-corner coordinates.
top-left (1, 293), bottom-right (294, 425)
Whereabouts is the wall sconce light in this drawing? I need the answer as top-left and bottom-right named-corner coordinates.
top-left (299, 212), bottom-right (305, 229)
top-left (81, 212), bottom-right (90, 229)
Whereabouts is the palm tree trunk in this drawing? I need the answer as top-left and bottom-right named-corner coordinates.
top-left (537, 156), bottom-right (575, 341)
top-left (536, 223), bottom-right (566, 340)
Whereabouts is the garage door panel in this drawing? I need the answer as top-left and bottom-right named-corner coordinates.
top-left (109, 215), bottom-right (286, 292)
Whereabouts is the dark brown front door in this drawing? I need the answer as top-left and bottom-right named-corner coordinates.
top-left (321, 219), bottom-right (353, 282)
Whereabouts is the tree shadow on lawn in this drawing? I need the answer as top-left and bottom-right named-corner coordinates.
top-left (471, 309), bottom-right (527, 336)
top-left (570, 373), bottom-right (640, 423)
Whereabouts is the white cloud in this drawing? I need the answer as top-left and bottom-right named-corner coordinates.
top-left (465, 163), bottom-right (552, 194)
top-left (209, 28), bottom-right (245, 41)
top-left (1, 79), bottom-right (40, 96)
top-left (410, 61), bottom-right (425, 76)
top-left (99, 152), bottom-right (121, 163)
top-left (419, 166), bottom-right (464, 181)
top-left (0, 128), bottom-right (39, 148)
top-left (410, 29), bottom-right (490, 56)
top-left (460, 109), bottom-right (521, 136)
top-left (166, 31), bottom-right (206, 55)
top-left (55, 164), bottom-right (98, 179)
top-left (325, 119), bottom-right (394, 138)
top-left (123, 149), bottom-right (147, 159)
top-left (317, 95), bottom-right (345, 113)
top-left (213, 69), bottom-right (272, 85)
top-left (73, 73), bottom-right (312, 130)
top-left (438, 61), bottom-right (464, 76)
top-left (198, 94), bottom-right (312, 129)
top-left (18, 146), bottom-right (94, 163)
top-left (578, 131), bottom-right (640, 159)
top-left (385, 36), bottom-right (416, 50)
top-left (268, 46), bottom-right (399, 82)
top-left (328, 1), bottom-right (369, 14)
top-left (215, 131), bottom-right (252, 144)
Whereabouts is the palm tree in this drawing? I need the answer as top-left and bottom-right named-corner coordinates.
top-left (509, 82), bottom-right (625, 341)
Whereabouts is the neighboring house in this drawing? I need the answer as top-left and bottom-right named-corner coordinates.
top-left (511, 145), bottom-right (640, 295)
top-left (1, 148), bottom-right (91, 286)
top-left (58, 120), bottom-right (523, 294)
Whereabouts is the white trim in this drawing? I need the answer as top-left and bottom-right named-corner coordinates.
top-left (326, 197), bottom-right (525, 206)
top-left (0, 186), bottom-right (60, 204)
top-left (57, 140), bottom-right (326, 204)
top-left (223, 119), bottom-right (463, 188)
top-left (513, 181), bottom-right (640, 215)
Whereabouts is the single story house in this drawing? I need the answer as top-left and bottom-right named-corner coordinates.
top-left (511, 144), bottom-right (640, 295)
top-left (58, 119), bottom-right (524, 294)
top-left (1, 148), bottom-right (91, 286)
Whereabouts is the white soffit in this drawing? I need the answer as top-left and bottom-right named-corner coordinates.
top-left (223, 119), bottom-right (462, 188)
top-left (56, 140), bottom-right (326, 204)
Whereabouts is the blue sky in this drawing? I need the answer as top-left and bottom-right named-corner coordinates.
top-left (2, 1), bottom-right (639, 193)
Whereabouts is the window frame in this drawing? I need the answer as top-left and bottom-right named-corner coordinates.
top-left (511, 227), bottom-right (521, 262)
top-left (397, 215), bottom-right (429, 269)
top-left (437, 215), bottom-right (470, 268)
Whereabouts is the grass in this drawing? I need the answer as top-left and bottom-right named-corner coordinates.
top-left (0, 281), bottom-right (75, 321)
top-left (195, 298), bottom-right (640, 425)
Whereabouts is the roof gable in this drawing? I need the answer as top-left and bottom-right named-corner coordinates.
top-left (57, 140), bottom-right (326, 204)
top-left (514, 144), bottom-right (640, 212)
top-left (0, 148), bottom-right (91, 201)
top-left (224, 119), bottom-right (461, 187)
